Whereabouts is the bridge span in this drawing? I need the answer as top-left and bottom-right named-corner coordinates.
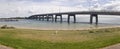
top-left (28, 11), bottom-right (120, 25)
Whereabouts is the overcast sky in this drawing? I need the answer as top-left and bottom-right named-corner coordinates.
top-left (0, 0), bottom-right (120, 18)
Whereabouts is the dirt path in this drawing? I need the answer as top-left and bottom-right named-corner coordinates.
top-left (0, 45), bottom-right (13, 49)
top-left (102, 43), bottom-right (120, 49)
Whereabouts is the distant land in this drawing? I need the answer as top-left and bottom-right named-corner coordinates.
top-left (0, 17), bottom-right (28, 21)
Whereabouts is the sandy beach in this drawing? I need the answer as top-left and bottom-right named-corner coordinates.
top-left (13, 25), bottom-right (120, 30)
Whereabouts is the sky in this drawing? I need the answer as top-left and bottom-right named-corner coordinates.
top-left (0, 0), bottom-right (120, 18)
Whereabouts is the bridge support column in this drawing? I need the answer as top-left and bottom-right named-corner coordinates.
top-left (39, 16), bottom-right (41, 20)
top-left (33, 16), bottom-right (35, 20)
top-left (37, 16), bottom-right (39, 20)
top-left (42, 16), bottom-right (44, 21)
top-left (51, 15), bottom-right (54, 22)
top-left (90, 15), bottom-right (93, 24)
top-left (90, 14), bottom-right (98, 25)
top-left (38, 16), bottom-right (40, 20)
top-left (95, 15), bottom-right (98, 25)
top-left (68, 14), bottom-right (76, 23)
top-left (47, 15), bottom-right (54, 22)
top-left (47, 15), bottom-right (49, 21)
top-left (73, 15), bottom-right (76, 23)
top-left (34, 16), bottom-right (37, 20)
top-left (68, 16), bottom-right (70, 23)
top-left (60, 15), bottom-right (62, 23)
top-left (55, 14), bottom-right (62, 23)
top-left (31, 17), bottom-right (34, 19)
top-left (29, 16), bottom-right (34, 19)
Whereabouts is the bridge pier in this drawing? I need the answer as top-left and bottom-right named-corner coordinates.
top-left (47, 14), bottom-right (54, 21)
top-left (40, 16), bottom-right (44, 21)
top-left (32, 16), bottom-right (35, 19)
top-left (39, 16), bottom-right (42, 20)
top-left (29, 16), bottom-right (34, 19)
top-left (46, 15), bottom-right (49, 21)
top-left (68, 14), bottom-right (76, 23)
top-left (34, 16), bottom-right (37, 20)
top-left (42, 16), bottom-right (45, 21)
top-left (55, 14), bottom-right (62, 23)
top-left (36, 16), bottom-right (39, 20)
top-left (90, 14), bottom-right (98, 25)
top-left (38, 16), bottom-right (40, 20)
top-left (51, 15), bottom-right (54, 22)
top-left (44, 15), bottom-right (49, 21)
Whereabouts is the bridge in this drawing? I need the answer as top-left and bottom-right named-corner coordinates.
top-left (28, 11), bottom-right (120, 25)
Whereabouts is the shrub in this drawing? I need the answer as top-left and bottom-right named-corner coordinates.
top-left (89, 30), bottom-right (96, 33)
top-left (1, 25), bottom-right (15, 29)
top-left (1, 25), bottom-right (7, 29)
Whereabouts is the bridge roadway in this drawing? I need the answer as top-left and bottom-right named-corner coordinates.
top-left (28, 11), bottom-right (120, 25)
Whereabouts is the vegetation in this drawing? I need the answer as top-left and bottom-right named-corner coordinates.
top-left (0, 28), bottom-right (120, 49)
top-left (1, 25), bottom-right (15, 29)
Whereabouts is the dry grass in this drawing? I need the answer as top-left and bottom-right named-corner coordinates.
top-left (7, 28), bottom-right (120, 43)
top-left (0, 28), bottom-right (120, 49)
top-left (16, 32), bottom-right (92, 42)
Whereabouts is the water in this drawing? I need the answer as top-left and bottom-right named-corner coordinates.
top-left (0, 15), bottom-right (120, 30)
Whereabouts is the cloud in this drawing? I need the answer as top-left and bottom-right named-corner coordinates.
top-left (0, 0), bottom-right (120, 18)
top-left (101, 0), bottom-right (120, 11)
top-left (0, 1), bottom-right (87, 18)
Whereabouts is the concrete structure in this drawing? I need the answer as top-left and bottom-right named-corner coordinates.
top-left (28, 11), bottom-right (120, 25)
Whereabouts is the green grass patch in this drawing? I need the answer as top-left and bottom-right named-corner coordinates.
top-left (0, 28), bottom-right (120, 49)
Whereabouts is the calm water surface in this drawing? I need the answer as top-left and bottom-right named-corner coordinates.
top-left (0, 15), bottom-right (120, 30)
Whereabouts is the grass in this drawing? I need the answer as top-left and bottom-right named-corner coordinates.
top-left (0, 28), bottom-right (120, 49)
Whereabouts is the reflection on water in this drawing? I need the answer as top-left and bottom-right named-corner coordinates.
top-left (0, 15), bottom-right (120, 30)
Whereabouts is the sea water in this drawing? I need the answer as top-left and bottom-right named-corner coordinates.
top-left (0, 15), bottom-right (120, 30)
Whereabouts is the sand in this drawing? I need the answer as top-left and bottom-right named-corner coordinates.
top-left (0, 45), bottom-right (13, 49)
top-left (14, 25), bottom-right (120, 30)
top-left (101, 43), bottom-right (120, 49)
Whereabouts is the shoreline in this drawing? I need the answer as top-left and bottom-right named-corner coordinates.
top-left (14, 25), bottom-right (120, 30)
top-left (1, 24), bottom-right (120, 30)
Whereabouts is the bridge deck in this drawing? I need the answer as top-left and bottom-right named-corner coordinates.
top-left (28, 11), bottom-right (120, 25)
top-left (32, 11), bottom-right (120, 16)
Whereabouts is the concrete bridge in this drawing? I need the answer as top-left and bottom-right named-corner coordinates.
top-left (28, 11), bottom-right (120, 25)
